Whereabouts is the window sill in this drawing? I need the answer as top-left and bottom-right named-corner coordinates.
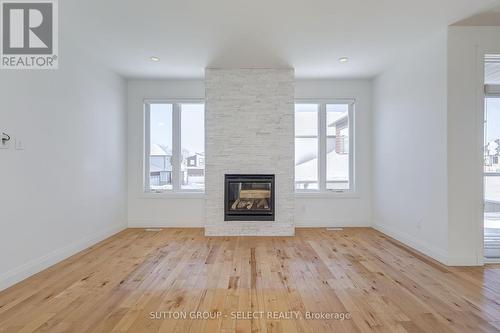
top-left (295, 191), bottom-right (359, 199)
top-left (140, 192), bottom-right (206, 199)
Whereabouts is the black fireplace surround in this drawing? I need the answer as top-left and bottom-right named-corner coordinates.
top-left (224, 174), bottom-right (275, 221)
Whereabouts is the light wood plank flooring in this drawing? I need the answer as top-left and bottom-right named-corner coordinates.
top-left (0, 228), bottom-right (499, 333)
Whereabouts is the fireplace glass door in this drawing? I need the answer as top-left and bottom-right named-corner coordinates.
top-left (225, 175), bottom-right (275, 221)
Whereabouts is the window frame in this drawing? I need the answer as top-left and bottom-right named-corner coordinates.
top-left (295, 99), bottom-right (355, 195)
top-left (143, 99), bottom-right (205, 195)
top-left (485, 84), bottom-right (500, 96)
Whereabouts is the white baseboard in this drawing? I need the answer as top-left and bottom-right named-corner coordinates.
top-left (128, 218), bottom-right (204, 228)
top-left (446, 255), bottom-right (481, 266)
top-left (130, 219), bottom-right (369, 229)
top-left (372, 223), bottom-right (449, 265)
top-left (295, 219), bottom-right (370, 228)
top-left (0, 223), bottom-right (126, 292)
top-left (129, 219), bottom-right (370, 229)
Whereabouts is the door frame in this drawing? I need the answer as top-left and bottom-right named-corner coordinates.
top-left (476, 50), bottom-right (500, 265)
top-left (483, 90), bottom-right (500, 262)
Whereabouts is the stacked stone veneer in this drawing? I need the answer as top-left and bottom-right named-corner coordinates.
top-left (204, 68), bottom-right (295, 236)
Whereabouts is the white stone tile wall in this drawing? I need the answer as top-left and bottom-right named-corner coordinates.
top-left (204, 68), bottom-right (295, 236)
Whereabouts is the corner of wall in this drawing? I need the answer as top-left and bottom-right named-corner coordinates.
top-left (372, 222), bottom-right (449, 265)
top-left (0, 224), bottom-right (126, 291)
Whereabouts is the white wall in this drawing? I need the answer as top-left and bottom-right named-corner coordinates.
top-left (0, 46), bottom-right (127, 290)
top-left (373, 30), bottom-right (449, 264)
top-left (447, 26), bottom-right (500, 265)
top-left (127, 79), bottom-right (373, 228)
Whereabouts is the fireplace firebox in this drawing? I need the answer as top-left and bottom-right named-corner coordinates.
top-left (224, 174), bottom-right (275, 221)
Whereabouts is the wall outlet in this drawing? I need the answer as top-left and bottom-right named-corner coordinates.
top-left (300, 204), bottom-right (306, 213)
top-left (15, 139), bottom-right (24, 150)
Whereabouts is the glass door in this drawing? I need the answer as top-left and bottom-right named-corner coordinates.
top-left (485, 96), bottom-right (500, 259)
top-left (484, 55), bottom-right (500, 260)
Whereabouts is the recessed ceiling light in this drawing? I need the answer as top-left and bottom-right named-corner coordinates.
top-left (339, 57), bottom-right (349, 63)
top-left (150, 56), bottom-right (160, 62)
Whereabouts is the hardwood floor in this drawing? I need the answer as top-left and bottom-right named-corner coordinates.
top-left (0, 228), bottom-right (499, 333)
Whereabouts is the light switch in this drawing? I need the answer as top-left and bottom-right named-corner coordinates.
top-left (15, 138), bottom-right (24, 150)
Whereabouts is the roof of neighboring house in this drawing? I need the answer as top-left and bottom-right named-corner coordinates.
top-left (150, 164), bottom-right (172, 173)
top-left (188, 152), bottom-right (205, 157)
top-left (327, 114), bottom-right (348, 128)
top-left (295, 151), bottom-right (349, 182)
top-left (151, 144), bottom-right (171, 156)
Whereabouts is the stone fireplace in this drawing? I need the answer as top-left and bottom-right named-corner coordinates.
top-left (204, 68), bottom-right (295, 236)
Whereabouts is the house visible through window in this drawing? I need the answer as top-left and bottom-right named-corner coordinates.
top-left (295, 104), bottom-right (319, 190)
top-left (145, 101), bottom-right (205, 193)
top-left (295, 101), bottom-right (354, 192)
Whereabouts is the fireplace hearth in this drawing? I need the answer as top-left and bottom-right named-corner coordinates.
top-left (224, 174), bottom-right (275, 221)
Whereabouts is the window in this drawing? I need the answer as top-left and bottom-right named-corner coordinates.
top-left (144, 101), bottom-right (205, 193)
top-left (295, 101), bottom-right (354, 192)
top-left (295, 104), bottom-right (319, 190)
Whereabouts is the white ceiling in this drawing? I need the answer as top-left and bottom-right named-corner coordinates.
top-left (62, 0), bottom-right (500, 79)
top-left (453, 4), bottom-right (500, 26)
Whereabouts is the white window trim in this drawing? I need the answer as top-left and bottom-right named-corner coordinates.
top-left (294, 98), bottom-right (356, 196)
top-left (140, 192), bottom-right (206, 199)
top-left (143, 98), bottom-right (205, 195)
